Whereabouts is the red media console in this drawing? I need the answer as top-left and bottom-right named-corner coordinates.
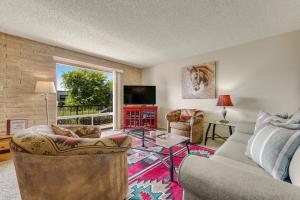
top-left (123, 106), bottom-right (158, 129)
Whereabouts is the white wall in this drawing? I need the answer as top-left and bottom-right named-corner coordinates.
top-left (143, 30), bottom-right (300, 130)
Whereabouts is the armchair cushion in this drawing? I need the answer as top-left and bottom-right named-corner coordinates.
top-left (10, 126), bottom-right (131, 156)
top-left (170, 122), bottom-right (191, 131)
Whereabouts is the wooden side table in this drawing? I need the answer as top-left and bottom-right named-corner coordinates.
top-left (204, 121), bottom-right (235, 145)
top-left (0, 135), bottom-right (12, 162)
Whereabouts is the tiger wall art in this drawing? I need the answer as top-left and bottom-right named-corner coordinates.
top-left (182, 61), bottom-right (216, 99)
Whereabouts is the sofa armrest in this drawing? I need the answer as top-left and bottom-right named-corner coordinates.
top-left (179, 156), bottom-right (300, 200)
top-left (235, 121), bottom-right (256, 135)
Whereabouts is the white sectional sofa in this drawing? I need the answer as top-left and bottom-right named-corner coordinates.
top-left (179, 122), bottom-right (300, 200)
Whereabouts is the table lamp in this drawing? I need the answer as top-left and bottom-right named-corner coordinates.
top-left (216, 95), bottom-right (233, 123)
top-left (35, 81), bottom-right (56, 125)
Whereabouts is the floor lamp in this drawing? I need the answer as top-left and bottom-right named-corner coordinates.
top-left (35, 81), bottom-right (56, 125)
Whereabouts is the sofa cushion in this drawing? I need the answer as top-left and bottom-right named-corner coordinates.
top-left (51, 125), bottom-right (79, 138)
top-left (215, 140), bottom-right (259, 167)
top-left (289, 147), bottom-right (300, 187)
top-left (211, 155), bottom-right (269, 177)
top-left (179, 155), bottom-right (300, 200)
top-left (170, 121), bottom-right (190, 131)
top-left (235, 121), bottom-right (255, 135)
top-left (227, 131), bottom-right (252, 145)
top-left (246, 125), bottom-right (300, 180)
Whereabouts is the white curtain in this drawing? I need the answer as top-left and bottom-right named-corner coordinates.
top-left (112, 71), bottom-right (122, 130)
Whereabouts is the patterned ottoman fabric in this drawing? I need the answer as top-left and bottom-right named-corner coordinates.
top-left (10, 126), bottom-right (132, 156)
top-left (63, 125), bottom-right (102, 138)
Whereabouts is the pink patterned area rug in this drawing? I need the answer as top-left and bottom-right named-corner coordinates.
top-left (127, 138), bottom-right (215, 200)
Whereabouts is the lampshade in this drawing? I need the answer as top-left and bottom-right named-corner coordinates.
top-left (35, 81), bottom-right (56, 94)
top-left (216, 95), bottom-right (233, 106)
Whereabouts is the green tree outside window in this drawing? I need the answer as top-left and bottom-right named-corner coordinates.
top-left (62, 69), bottom-right (112, 107)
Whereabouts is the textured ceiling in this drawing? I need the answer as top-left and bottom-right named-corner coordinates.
top-left (0, 0), bottom-right (300, 68)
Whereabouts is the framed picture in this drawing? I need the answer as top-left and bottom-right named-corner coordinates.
top-left (182, 61), bottom-right (216, 99)
top-left (6, 119), bottom-right (28, 135)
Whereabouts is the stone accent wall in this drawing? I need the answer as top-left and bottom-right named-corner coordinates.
top-left (0, 33), bottom-right (142, 134)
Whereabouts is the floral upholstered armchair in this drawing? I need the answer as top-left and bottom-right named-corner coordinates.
top-left (10, 125), bottom-right (132, 200)
top-left (166, 109), bottom-right (204, 143)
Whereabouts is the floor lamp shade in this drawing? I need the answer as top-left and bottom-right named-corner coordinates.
top-left (35, 81), bottom-right (56, 94)
top-left (35, 81), bottom-right (56, 125)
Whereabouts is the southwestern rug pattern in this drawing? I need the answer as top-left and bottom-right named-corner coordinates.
top-left (127, 138), bottom-right (215, 200)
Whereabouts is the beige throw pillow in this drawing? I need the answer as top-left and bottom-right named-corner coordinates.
top-left (51, 125), bottom-right (79, 138)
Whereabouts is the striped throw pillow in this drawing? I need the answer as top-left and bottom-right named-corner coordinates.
top-left (246, 125), bottom-right (300, 180)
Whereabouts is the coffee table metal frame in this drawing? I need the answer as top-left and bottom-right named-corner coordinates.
top-left (125, 128), bottom-right (190, 182)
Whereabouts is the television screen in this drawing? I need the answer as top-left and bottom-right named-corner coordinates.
top-left (124, 86), bottom-right (156, 105)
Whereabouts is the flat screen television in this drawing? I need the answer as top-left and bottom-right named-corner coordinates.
top-left (124, 86), bottom-right (156, 105)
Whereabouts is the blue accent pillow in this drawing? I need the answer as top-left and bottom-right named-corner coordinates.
top-left (246, 125), bottom-right (300, 180)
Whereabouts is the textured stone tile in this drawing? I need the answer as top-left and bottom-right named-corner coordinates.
top-left (0, 33), bottom-right (142, 133)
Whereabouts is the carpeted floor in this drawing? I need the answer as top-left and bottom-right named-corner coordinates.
top-left (0, 137), bottom-right (215, 200)
top-left (0, 161), bottom-right (21, 200)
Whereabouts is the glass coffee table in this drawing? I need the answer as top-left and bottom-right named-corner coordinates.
top-left (124, 128), bottom-right (190, 182)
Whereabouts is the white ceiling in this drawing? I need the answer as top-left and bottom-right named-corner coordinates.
top-left (0, 0), bottom-right (300, 68)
